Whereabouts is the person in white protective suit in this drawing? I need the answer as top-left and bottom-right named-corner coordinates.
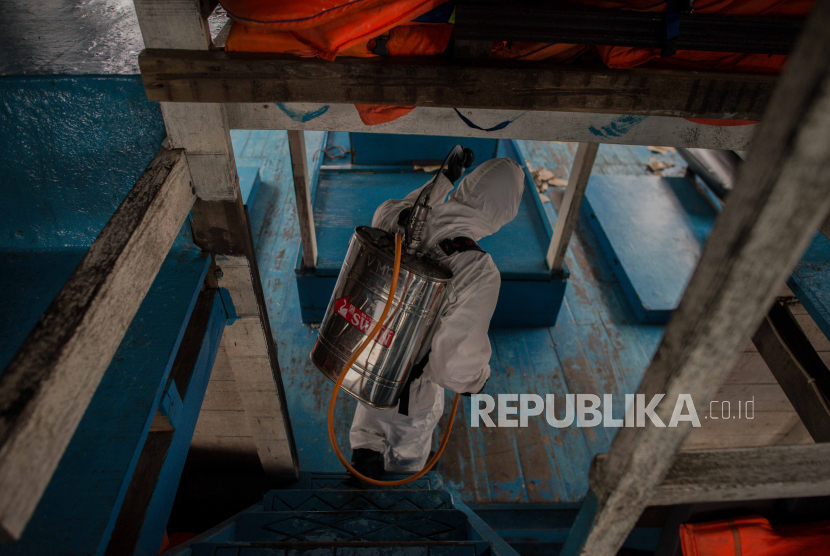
top-left (348, 157), bottom-right (526, 480)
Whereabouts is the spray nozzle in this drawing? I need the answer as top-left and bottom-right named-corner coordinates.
top-left (404, 145), bottom-right (473, 254)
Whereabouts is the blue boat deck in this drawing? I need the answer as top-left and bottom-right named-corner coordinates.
top-left (234, 131), bottom-right (678, 504)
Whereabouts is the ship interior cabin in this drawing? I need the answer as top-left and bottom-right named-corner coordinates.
top-left (1, 1), bottom-right (830, 556)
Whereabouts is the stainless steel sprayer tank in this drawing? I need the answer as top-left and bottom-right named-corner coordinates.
top-left (311, 145), bottom-right (474, 409)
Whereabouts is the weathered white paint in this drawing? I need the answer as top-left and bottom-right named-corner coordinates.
top-left (593, 444), bottom-right (830, 506)
top-left (135, 0), bottom-right (238, 201)
top-left (214, 255), bottom-right (297, 479)
top-left (562, 1), bottom-right (830, 553)
top-left (547, 142), bottom-right (598, 272)
top-left (226, 103), bottom-right (756, 150)
top-left (287, 130), bottom-right (318, 269)
top-left (133, 0), bottom-right (298, 480)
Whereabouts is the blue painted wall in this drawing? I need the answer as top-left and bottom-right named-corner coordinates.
top-left (0, 76), bottom-right (166, 249)
top-left (0, 75), bottom-right (167, 372)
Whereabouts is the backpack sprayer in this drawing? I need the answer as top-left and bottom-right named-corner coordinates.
top-left (310, 145), bottom-right (474, 486)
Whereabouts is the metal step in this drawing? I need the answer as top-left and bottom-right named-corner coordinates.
top-left (190, 540), bottom-right (490, 556)
top-left (234, 510), bottom-right (472, 543)
top-left (291, 472), bottom-right (444, 491)
top-left (264, 489), bottom-right (454, 512)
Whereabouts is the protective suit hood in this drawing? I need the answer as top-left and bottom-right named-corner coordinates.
top-left (430, 158), bottom-right (525, 241)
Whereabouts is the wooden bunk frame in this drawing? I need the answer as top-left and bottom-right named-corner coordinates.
top-left (1, 0), bottom-right (829, 552)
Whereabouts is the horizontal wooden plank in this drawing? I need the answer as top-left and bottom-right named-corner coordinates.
top-left (778, 420), bottom-right (815, 445)
top-left (139, 49), bottom-right (776, 120)
top-left (189, 434), bottom-right (259, 459)
top-left (220, 320), bottom-right (296, 479)
top-left (593, 444), bottom-right (830, 506)
top-left (222, 317), bottom-right (269, 358)
top-left (227, 103), bottom-right (754, 150)
top-left (0, 148), bottom-right (195, 541)
top-left (682, 411), bottom-right (801, 450)
top-left (701, 383), bottom-right (794, 413)
top-left (193, 410), bottom-right (249, 437)
top-left (215, 256), bottom-right (259, 317)
top-left (201, 380), bottom-right (244, 412)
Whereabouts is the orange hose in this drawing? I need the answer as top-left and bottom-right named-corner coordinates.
top-left (327, 232), bottom-right (460, 487)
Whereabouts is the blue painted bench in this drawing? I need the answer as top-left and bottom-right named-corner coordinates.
top-left (0, 76), bottom-right (226, 556)
top-left (581, 175), bottom-right (717, 324)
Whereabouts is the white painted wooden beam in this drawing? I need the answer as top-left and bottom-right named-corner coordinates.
top-left (213, 255), bottom-right (298, 479)
top-left (546, 142), bottom-right (598, 273)
top-left (135, 0), bottom-right (237, 201)
top-left (133, 0), bottom-right (300, 481)
top-left (287, 130), bottom-right (318, 269)
top-left (226, 103), bottom-right (755, 151)
top-left (593, 444), bottom-right (830, 506)
top-left (562, 1), bottom-right (830, 554)
top-left (0, 148), bottom-right (194, 541)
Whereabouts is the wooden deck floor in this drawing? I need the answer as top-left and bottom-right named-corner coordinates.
top-left (200, 131), bottom-right (814, 505)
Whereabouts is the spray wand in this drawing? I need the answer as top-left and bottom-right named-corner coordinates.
top-left (404, 145), bottom-right (474, 254)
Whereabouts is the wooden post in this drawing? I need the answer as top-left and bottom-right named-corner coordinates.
top-left (0, 148), bottom-right (194, 541)
top-left (562, 1), bottom-right (830, 553)
top-left (133, 0), bottom-right (236, 200)
top-left (287, 130), bottom-right (318, 269)
top-left (546, 142), bottom-right (598, 273)
top-left (133, 0), bottom-right (299, 486)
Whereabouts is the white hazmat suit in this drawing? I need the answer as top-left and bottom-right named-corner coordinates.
top-left (349, 157), bottom-right (526, 472)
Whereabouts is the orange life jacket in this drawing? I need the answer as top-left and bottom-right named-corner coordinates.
top-left (226, 22), bottom-right (452, 58)
top-left (680, 515), bottom-right (830, 556)
top-left (570, 0), bottom-right (813, 71)
top-left (221, 0), bottom-right (446, 60)
top-left (355, 104), bottom-right (417, 125)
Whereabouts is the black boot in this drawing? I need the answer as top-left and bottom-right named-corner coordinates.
top-left (345, 448), bottom-right (384, 487)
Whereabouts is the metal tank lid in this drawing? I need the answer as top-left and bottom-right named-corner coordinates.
top-left (355, 226), bottom-right (453, 282)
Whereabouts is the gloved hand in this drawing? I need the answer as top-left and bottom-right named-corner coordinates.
top-left (443, 147), bottom-right (475, 183)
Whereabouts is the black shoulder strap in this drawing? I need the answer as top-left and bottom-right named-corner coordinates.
top-left (438, 236), bottom-right (485, 256)
top-left (398, 350), bottom-right (431, 416)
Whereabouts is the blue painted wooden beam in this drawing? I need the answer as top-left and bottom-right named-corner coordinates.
top-left (237, 166), bottom-right (262, 207)
top-left (0, 234), bottom-right (210, 556)
top-left (129, 289), bottom-right (227, 556)
top-left (450, 495), bottom-right (522, 556)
